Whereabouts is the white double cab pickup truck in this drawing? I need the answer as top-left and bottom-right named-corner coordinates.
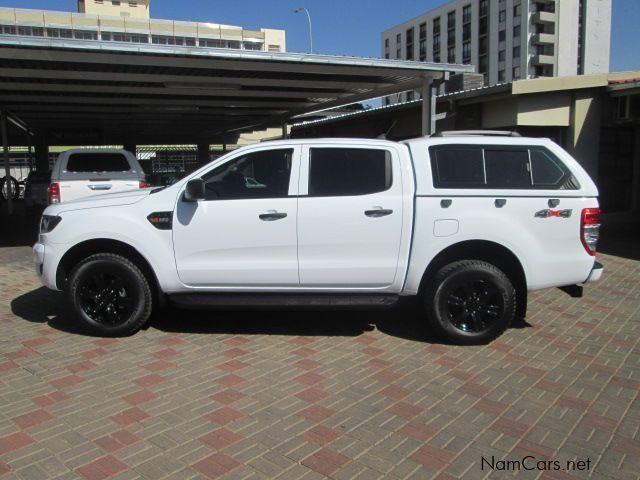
top-left (33, 132), bottom-right (603, 344)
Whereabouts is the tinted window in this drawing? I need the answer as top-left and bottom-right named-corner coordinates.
top-left (309, 148), bottom-right (392, 196)
top-left (66, 153), bottom-right (131, 172)
top-left (201, 148), bottom-right (292, 200)
top-left (431, 145), bottom-right (580, 190)
top-left (431, 147), bottom-right (485, 188)
top-left (530, 148), bottom-right (579, 189)
top-left (484, 149), bottom-right (531, 188)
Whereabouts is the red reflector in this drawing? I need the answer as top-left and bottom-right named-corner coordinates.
top-left (139, 180), bottom-right (151, 189)
top-left (48, 182), bottom-right (60, 204)
top-left (580, 208), bottom-right (601, 256)
top-left (582, 208), bottom-right (601, 225)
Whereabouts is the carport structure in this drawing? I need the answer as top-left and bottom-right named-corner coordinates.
top-left (0, 35), bottom-right (473, 211)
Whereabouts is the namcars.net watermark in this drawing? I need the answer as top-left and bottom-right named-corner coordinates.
top-left (481, 455), bottom-right (592, 472)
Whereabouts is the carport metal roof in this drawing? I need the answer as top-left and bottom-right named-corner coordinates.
top-left (0, 36), bottom-right (473, 145)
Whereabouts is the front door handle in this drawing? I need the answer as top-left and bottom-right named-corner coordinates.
top-left (365, 208), bottom-right (393, 218)
top-left (259, 211), bottom-right (287, 221)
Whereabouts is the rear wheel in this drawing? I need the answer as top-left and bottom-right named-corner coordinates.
top-left (67, 253), bottom-right (152, 336)
top-left (425, 260), bottom-right (516, 345)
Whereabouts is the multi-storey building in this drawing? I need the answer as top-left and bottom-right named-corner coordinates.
top-left (0, 1), bottom-right (285, 53)
top-left (382, 0), bottom-right (611, 103)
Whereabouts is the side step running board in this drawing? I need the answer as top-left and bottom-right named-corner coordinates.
top-left (168, 293), bottom-right (399, 309)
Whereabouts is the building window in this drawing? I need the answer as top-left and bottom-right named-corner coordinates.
top-left (396, 47), bottom-right (401, 59)
top-left (499, 10), bottom-right (506, 22)
top-left (479, 0), bottom-right (488, 16)
top-left (448, 46), bottom-right (455, 63)
top-left (479, 17), bottom-right (487, 36)
top-left (419, 39), bottom-right (426, 61)
top-left (463, 5), bottom-right (472, 24)
top-left (384, 38), bottom-right (389, 58)
top-left (129, 1), bottom-right (137, 6)
top-left (463, 23), bottom-right (471, 42)
top-left (498, 70), bottom-right (505, 82)
top-left (447, 11), bottom-right (456, 30)
top-left (419, 22), bottom-right (426, 39)
top-left (498, 50), bottom-right (505, 61)
top-left (396, 33), bottom-right (401, 44)
top-left (433, 17), bottom-right (440, 35)
top-left (462, 42), bottom-right (471, 63)
top-left (479, 36), bottom-right (487, 55)
top-left (406, 27), bottom-right (414, 60)
top-left (112, 0), bottom-right (120, 5)
top-left (268, 44), bottom-right (281, 52)
top-left (513, 25), bottom-right (521, 38)
top-left (514, 4), bottom-right (521, 17)
top-left (17, 26), bottom-right (44, 37)
top-left (448, 29), bottom-right (455, 45)
top-left (513, 66), bottom-right (521, 79)
top-left (243, 42), bottom-right (263, 50)
top-left (47, 28), bottom-right (73, 38)
top-left (73, 30), bottom-right (98, 40)
top-left (499, 30), bottom-right (506, 41)
top-left (513, 45), bottom-right (520, 58)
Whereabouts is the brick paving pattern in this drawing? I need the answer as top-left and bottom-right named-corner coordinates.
top-left (0, 245), bottom-right (638, 479)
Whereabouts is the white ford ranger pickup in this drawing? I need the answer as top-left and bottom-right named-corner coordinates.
top-left (33, 132), bottom-right (603, 344)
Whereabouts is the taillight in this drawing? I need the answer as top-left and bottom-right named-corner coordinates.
top-left (48, 183), bottom-right (60, 204)
top-left (580, 208), bottom-right (601, 256)
top-left (139, 180), bottom-right (151, 189)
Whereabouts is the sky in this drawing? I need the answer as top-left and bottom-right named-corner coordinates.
top-left (0, 0), bottom-right (638, 72)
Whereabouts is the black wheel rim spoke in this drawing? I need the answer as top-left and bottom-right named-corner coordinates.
top-left (445, 278), bottom-right (504, 333)
top-left (77, 271), bottom-right (135, 327)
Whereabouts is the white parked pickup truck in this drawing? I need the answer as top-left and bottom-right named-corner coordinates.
top-left (48, 149), bottom-right (149, 204)
top-left (33, 132), bottom-right (603, 344)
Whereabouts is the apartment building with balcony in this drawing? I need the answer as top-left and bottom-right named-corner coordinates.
top-left (0, 0), bottom-right (286, 53)
top-left (381, 0), bottom-right (611, 103)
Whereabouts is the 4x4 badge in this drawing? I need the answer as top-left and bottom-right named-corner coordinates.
top-left (534, 209), bottom-right (572, 218)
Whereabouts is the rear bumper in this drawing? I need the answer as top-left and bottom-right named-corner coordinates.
top-left (584, 261), bottom-right (603, 283)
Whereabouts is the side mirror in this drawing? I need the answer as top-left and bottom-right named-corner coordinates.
top-left (184, 179), bottom-right (205, 202)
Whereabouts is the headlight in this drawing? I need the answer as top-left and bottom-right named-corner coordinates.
top-left (40, 215), bottom-right (62, 233)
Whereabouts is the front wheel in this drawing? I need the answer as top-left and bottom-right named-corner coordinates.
top-left (67, 253), bottom-right (153, 336)
top-left (425, 260), bottom-right (516, 345)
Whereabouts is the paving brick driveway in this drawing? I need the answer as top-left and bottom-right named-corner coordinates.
top-left (0, 244), bottom-right (638, 480)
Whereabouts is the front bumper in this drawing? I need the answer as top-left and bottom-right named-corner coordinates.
top-left (33, 239), bottom-right (62, 290)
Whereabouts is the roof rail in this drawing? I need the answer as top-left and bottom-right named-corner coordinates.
top-left (430, 130), bottom-right (521, 137)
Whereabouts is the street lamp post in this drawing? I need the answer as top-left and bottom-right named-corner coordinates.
top-left (293, 7), bottom-right (313, 53)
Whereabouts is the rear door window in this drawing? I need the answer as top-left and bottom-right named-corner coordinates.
top-left (309, 148), bottom-right (392, 196)
top-left (66, 153), bottom-right (131, 172)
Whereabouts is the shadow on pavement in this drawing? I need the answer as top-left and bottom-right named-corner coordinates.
top-left (11, 287), bottom-right (531, 344)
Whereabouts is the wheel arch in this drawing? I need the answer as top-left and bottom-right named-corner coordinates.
top-left (56, 238), bottom-right (164, 307)
top-left (418, 240), bottom-right (528, 318)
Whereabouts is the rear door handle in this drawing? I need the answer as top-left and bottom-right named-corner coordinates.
top-left (259, 211), bottom-right (287, 221)
top-left (365, 208), bottom-right (393, 218)
top-left (88, 184), bottom-right (112, 191)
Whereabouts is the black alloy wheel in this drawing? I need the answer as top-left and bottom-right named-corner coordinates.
top-left (425, 260), bottom-right (516, 345)
top-left (77, 271), bottom-right (136, 326)
top-left (444, 279), bottom-right (504, 333)
top-left (67, 253), bottom-right (152, 336)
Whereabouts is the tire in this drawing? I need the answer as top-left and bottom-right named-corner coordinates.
top-left (424, 260), bottom-right (516, 345)
top-left (0, 176), bottom-right (19, 201)
top-left (66, 253), bottom-right (153, 336)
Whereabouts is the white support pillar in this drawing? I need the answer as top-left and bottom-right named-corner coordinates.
top-left (421, 78), bottom-right (434, 137)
